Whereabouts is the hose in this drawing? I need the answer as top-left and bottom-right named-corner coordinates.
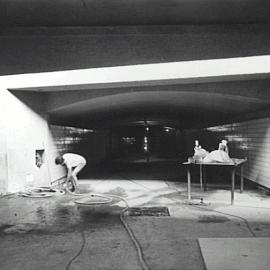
top-left (165, 181), bottom-right (256, 237)
top-left (66, 230), bottom-right (86, 270)
top-left (191, 204), bottom-right (256, 237)
top-left (109, 194), bottom-right (150, 270)
top-left (18, 187), bottom-right (65, 198)
top-left (65, 190), bottom-right (150, 270)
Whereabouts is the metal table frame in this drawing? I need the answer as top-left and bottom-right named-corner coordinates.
top-left (182, 159), bottom-right (247, 205)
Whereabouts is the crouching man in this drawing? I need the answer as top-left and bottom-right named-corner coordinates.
top-left (55, 153), bottom-right (86, 192)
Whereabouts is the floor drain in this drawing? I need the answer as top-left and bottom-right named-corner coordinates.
top-left (128, 207), bottom-right (170, 216)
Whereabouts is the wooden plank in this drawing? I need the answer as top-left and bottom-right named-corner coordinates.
top-left (199, 238), bottom-right (270, 270)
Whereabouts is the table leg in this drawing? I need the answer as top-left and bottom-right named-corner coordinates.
top-left (200, 164), bottom-right (203, 191)
top-left (203, 166), bottom-right (207, 191)
top-left (187, 166), bottom-right (191, 201)
top-left (231, 167), bottom-right (236, 205)
top-left (240, 165), bottom-right (244, 193)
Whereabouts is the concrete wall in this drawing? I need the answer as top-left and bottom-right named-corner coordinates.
top-left (0, 93), bottom-right (8, 194)
top-left (183, 117), bottom-right (270, 188)
top-left (1, 25), bottom-right (270, 75)
top-left (0, 89), bottom-right (65, 194)
top-left (0, 85), bottom-right (114, 194)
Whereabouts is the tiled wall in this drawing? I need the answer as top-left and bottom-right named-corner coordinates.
top-left (50, 124), bottom-right (109, 174)
top-left (183, 117), bottom-right (270, 188)
top-left (50, 125), bottom-right (94, 154)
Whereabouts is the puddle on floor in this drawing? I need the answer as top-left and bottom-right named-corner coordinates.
top-left (198, 215), bottom-right (230, 223)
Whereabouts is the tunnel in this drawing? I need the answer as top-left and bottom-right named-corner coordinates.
top-left (2, 2), bottom-right (270, 269)
top-left (2, 61), bottom-right (270, 193)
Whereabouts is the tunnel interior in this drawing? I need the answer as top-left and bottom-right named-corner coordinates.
top-left (8, 75), bottom-right (270, 189)
top-left (2, 2), bottom-right (270, 270)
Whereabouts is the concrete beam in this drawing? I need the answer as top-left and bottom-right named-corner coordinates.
top-left (1, 25), bottom-right (270, 75)
top-left (2, 55), bottom-right (270, 91)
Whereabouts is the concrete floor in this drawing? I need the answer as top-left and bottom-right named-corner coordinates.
top-left (1, 163), bottom-right (270, 270)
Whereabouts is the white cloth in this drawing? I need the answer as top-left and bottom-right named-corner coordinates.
top-left (63, 153), bottom-right (86, 169)
top-left (203, 150), bottom-right (232, 163)
top-left (194, 148), bottom-right (209, 161)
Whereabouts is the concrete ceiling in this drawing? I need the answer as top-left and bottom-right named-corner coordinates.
top-left (3, 0), bottom-right (270, 130)
top-left (48, 89), bottom-right (270, 129)
top-left (8, 57), bottom-right (270, 129)
top-left (1, 0), bottom-right (270, 26)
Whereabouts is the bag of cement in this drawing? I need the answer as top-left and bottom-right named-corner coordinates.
top-left (203, 150), bottom-right (233, 163)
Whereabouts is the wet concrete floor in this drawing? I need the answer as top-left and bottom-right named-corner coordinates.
top-left (1, 170), bottom-right (270, 270)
